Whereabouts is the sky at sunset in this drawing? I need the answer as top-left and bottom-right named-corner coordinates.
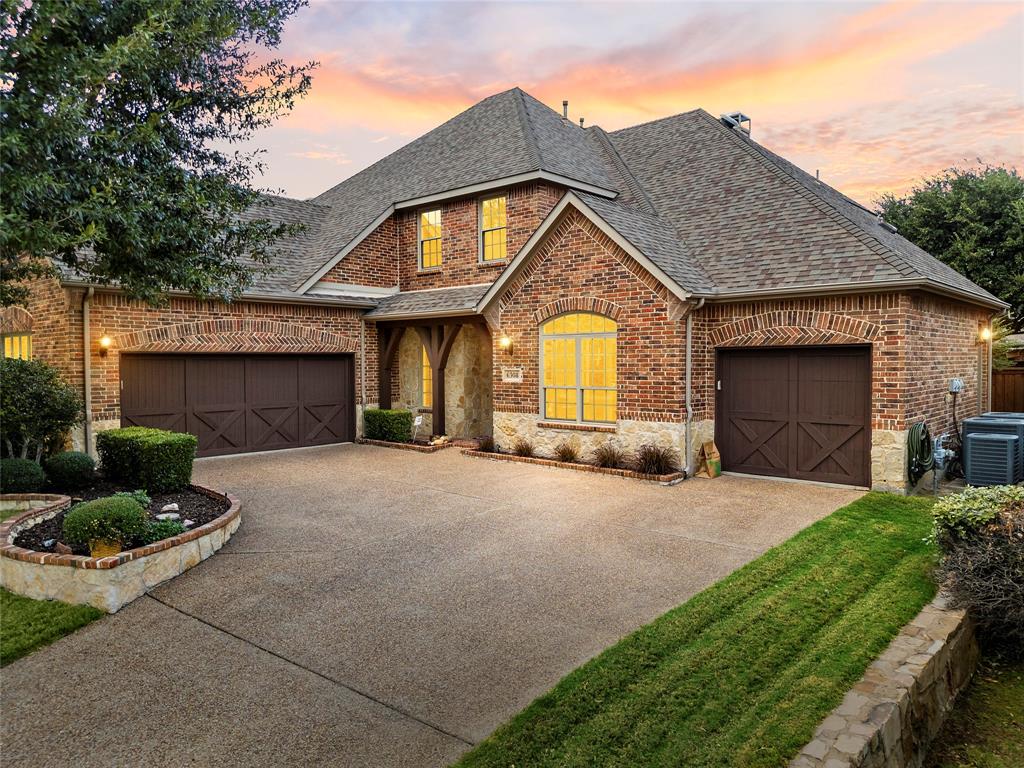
top-left (248, 0), bottom-right (1023, 208)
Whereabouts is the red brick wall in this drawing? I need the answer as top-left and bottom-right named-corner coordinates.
top-left (492, 208), bottom-right (686, 422)
top-left (904, 292), bottom-right (990, 432)
top-left (398, 182), bottom-right (563, 292)
top-left (15, 277), bottom-right (81, 390)
top-left (320, 215), bottom-right (397, 288)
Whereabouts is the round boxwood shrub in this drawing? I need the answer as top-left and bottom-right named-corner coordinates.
top-left (44, 451), bottom-right (96, 490)
top-left (0, 458), bottom-right (47, 493)
top-left (62, 496), bottom-right (149, 549)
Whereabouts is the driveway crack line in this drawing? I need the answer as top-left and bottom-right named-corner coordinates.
top-left (145, 594), bottom-right (476, 748)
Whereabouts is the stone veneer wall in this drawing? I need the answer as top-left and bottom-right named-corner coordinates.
top-left (395, 326), bottom-right (492, 439)
top-left (791, 595), bottom-right (977, 768)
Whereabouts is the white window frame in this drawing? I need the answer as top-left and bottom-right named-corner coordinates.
top-left (418, 207), bottom-right (442, 271)
top-left (478, 193), bottom-right (508, 263)
top-left (538, 314), bottom-right (617, 424)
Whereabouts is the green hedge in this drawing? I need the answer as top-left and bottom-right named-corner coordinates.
top-left (44, 451), bottom-right (95, 490)
top-left (61, 496), bottom-right (149, 547)
top-left (363, 409), bottom-right (413, 442)
top-left (96, 427), bottom-right (197, 493)
top-left (0, 458), bottom-right (46, 493)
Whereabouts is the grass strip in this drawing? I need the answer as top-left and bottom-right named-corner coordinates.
top-left (456, 492), bottom-right (936, 767)
top-left (1, 588), bottom-right (103, 667)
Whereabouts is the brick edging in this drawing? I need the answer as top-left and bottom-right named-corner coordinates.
top-left (790, 595), bottom-right (978, 767)
top-left (0, 486), bottom-right (241, 570)
top-left (461, 449), bottom-right (684, 484)
top-left (357, 438), bottom-right (453, 453)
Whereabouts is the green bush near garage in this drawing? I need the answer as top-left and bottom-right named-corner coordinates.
top-left (0, 458), bottom-right (47, 493)
top-left (96, 427), bottom-right (197, 493)
top-left (363, 409), bottom-right (413, 443)
top-left (43, 451), bottom-right (96, 490)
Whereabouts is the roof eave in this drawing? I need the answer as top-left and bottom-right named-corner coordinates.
top-left (707, 279), bottom-right (1008, 310)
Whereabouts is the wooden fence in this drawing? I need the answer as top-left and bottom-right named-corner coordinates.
top-left (993, 369), bottom-right (1024, 412)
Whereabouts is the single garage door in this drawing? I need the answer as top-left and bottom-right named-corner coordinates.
top-left (716, 346), bottom-right (871, 487)
top-left (120, 354), bottom-right (355, 457)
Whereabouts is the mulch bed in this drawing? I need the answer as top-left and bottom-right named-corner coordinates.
top-left (12, 482), bottom-right (229, 556)
top-left (462, 449), bottom-right (685, 484)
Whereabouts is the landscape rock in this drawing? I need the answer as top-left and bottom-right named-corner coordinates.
top-left (155, 512), bottom-right (180, 521)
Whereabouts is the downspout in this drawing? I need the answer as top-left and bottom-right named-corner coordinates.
top-left (359, 317), bottom-right (367, 433)
top-left (82, 287), bottom-right (94, 456)
top-left (684, 297), bottom-right (706, 477)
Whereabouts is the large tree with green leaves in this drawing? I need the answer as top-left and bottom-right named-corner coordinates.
top-left (0, 0), bottom-right (315, 307)
top-left (877, 166), bottom-right (1024, 330)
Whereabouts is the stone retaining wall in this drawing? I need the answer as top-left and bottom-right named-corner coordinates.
top-left (0, 487), bottom-right (240, 613)
top-left (791, 595), bottom-right (977, 768)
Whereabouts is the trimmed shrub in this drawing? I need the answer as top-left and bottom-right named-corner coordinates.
top-left (44, 451), bottom-right (95, 490)
top-left (592, 442), bottom-right (628, 469)
top-left (62, 496), bottom-right (149, 548)
top-left (633, 443), bottom-right (681, 475)
top-left (933, 485), bottom-right (1024, 643)
top-left (512, 438), bottom-right (534, 457)
top-left (553, 441), bottom-right (581, 463)
top-left (0, 458), bottom-right (47, 493)
top-left (140, 519), bottom-right (186, 545)
top-left (363, 409), bottom-right (413, 442)
top-left (0, 357), bottom-right (83, 462)
top-left (97, 427), bottom-right (197, 493)
top-left (112, 490), bottom-right (152, 509)
top-left (476, 435), bottom-right (496, 453)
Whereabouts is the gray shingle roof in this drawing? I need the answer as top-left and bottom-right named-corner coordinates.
top-left (609, 110), bottom-right (1002, 304)
top-left (366, 283), bottom-right (489, 319)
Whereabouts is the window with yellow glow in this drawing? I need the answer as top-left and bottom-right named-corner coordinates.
top-left (422, 346), bottom-right (433, 408)
top-left (541, 313), bottom-right (617, 423)
top-left (2, 333), bottom-right (32, 360)
top-left (419, 209), bottom-right (442, 269)
top-left (480, 195), bottom-right (507, 261)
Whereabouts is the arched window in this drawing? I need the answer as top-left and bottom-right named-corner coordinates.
top-left (540, 313), bottom-right (617, 423)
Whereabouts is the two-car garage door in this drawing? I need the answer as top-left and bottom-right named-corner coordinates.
top-left (120, 354), bottom-right (355, 457)
top-left (716, 346), bottom-right (871, 487)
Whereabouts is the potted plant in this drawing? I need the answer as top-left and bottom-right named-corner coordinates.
top-left (62, 496), bottom-right (150, 557)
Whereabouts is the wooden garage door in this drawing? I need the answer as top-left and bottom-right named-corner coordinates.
top-left (120, 354), bottom-right (355, 457)
top-left (716, 346), bottom-right (871, 486)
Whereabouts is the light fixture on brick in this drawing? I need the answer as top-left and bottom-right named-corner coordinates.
top-left (97, 334), bottom-right (113, 357)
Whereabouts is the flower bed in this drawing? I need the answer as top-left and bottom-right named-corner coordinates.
top-left (0, 486), bottom-right (240, 613)
top-left (461, 449), bottom-right (685, 484)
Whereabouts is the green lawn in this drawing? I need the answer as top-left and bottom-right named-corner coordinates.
top-left (456, 492), bottom-right (938, 768)
top-left (1, 588), bottom-right (103, 666)
top-left (924, 655), bottom-right (1024, 768)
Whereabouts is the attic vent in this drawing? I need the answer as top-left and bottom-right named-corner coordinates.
top-left (720, 111), bottom-right (751, 136)
top-left (876, 213), bottom-right (898, 234)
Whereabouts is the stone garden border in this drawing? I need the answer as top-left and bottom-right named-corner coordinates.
top-left (461, 449), bottom-right (685, 484)
top-left (790, 594), bottom-right (978, 768)
top-left (357, 438), bottom-right (453, 453)
top-left (0, 486), bottom-right (241, 613)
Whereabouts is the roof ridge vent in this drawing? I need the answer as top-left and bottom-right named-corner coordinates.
top-left (721, 111), bottom-right (751, 136)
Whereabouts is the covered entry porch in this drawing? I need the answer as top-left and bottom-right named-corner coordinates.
top-left (376, 315), bottom-right (493, 439)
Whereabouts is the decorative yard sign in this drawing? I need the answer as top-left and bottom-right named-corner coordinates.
top-left (501, 366), bottom-right (524, 383)
top-left (414, 416), bottom-right (423, 426)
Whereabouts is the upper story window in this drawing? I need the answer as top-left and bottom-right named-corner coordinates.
top-left (2, 333), bottom-right (32, 360)
top-left (419, 209), bottom-right (442, 270)
top-left (480, 195), bottom-right (507, 262)
top-left (541, 313), bottom-right (617, 424)
top-left (422, 346), bottom-right (433, 407)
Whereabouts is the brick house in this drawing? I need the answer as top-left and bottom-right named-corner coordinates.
top-left (5, 88), bottom-right (1006, 491)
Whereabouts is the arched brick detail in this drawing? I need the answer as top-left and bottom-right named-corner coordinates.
top-left (0, 306), bottom-right (33, 333)
top-left (710, 311), bottom-right (880, 348)
top-left (533, 296), bottom-right (623, 325)
top-left (115, 319), bottom-right (357, 354)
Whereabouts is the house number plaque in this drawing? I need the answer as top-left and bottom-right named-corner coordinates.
top-left (501, 366), bottom-right (524, 383)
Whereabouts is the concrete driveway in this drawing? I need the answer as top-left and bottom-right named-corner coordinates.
top-left (1, 444), bottom-right (862, 767)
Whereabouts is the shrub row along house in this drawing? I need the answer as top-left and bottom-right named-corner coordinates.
top-left (5, 88), bottom-right (1005, 490)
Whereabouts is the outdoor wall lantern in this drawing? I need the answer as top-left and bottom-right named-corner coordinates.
top-left (979, 326), bottom-right (992, 343)
top-left (97, 334), bottom-right (114, 357)
top-left (498, 334), bottom-right (513, 355)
